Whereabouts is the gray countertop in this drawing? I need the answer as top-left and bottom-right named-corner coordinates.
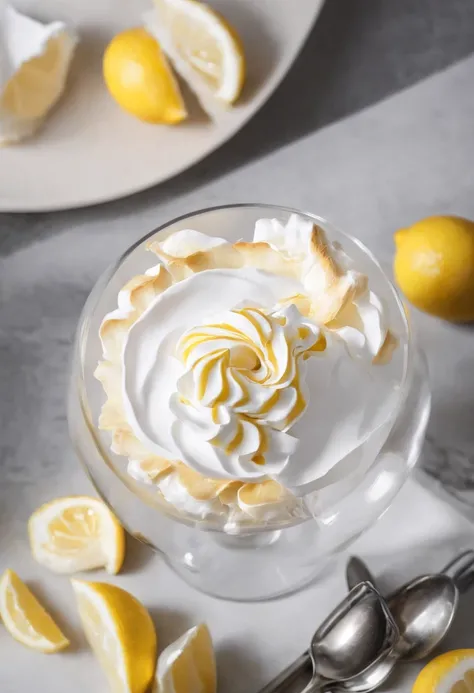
top-left (1, 1), bottom-right (474, 691)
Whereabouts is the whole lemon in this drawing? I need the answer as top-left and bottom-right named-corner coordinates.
top-left (103, 28), bottom-right (187, 124)
top-left (394, 215), bottom-right (474, 321)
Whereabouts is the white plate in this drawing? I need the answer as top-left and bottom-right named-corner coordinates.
top-left (0, 0), bottom-right (324, 212)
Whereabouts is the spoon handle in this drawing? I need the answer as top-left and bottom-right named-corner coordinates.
top-left (256, 651), bottom-right (311, 693)
top-left (442, 549), bottom-right (474, 592)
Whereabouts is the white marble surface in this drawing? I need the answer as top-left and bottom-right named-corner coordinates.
top-left (2, 3), bottom-right (474, 690)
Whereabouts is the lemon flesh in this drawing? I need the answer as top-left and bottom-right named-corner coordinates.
top-left (0, 569), bottom-right (69, 653)
top-left (148, 0), bottom-right (245, 109)
top-left (103, 28), bottom-right (187, 124)
top-left (394, 215), bottom-right (474, 321)
top-left (72, 579), bottom-right (157, 693)
top-left (28, 496), bottom-right (125, 575)
top-left (156, 623), bottom-right (216, 693)
top-left (413, 649), bottom-right (474, 693)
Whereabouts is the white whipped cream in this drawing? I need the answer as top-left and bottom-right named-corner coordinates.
top-left (122, 267), bottom-right (304, 478)
top-left (98, 216), bottom-right (401, 526)
top-left (171, 303), bottom-right (323, 477)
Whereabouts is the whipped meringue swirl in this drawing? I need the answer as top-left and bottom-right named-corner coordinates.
top-left (171, 304), bottom-right (325, 479)
top-left (95, 214), bottom-right (401, 528)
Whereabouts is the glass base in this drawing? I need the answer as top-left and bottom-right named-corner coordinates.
top-left (162, 525), bottom-right (333, 601)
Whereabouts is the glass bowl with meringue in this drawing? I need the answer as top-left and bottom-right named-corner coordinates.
top-left (69, 204), bottom-right (431, 601)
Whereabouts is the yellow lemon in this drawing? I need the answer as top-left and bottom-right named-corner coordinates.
top-left (394, 216), bottom-right (474, 321)
top-left (148, 0), bottom-right (245, 107)
top-left (29, 496), bottom-right (125, 575)
top-left (103, 28), bottom-right (187, 124)
top-left (412, 649), bottom-right (474, 693)
top-left (0, 569), bottom-right (69, 653)
top-left (72, 579), bottom-right (157, 693)
top-left (156, 623), bottom-right (216, 693)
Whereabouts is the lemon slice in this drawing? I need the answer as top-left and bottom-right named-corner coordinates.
top-left (156, 623), bottom-right (216, 693)
top-left (146, 0), bottom-right (245, 108)
top-left (72, 579), bottom-right (157, 693)
top-left (103, 28), bottom-right (187, 124)
top-left (413, 649), bottom-right (474, 693)
top-left (28, 496), bottom-right (125, 575)
top-left (0, 569), bottom-right (69, 653)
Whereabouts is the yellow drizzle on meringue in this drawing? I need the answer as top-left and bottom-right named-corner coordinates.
top-left (173, 304), bottom-right (324, 470)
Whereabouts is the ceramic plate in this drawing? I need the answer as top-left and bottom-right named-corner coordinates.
top-left (0, 0), bottom-right (324, 211)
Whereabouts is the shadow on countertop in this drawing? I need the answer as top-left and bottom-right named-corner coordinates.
top-left (2, 0), bottom-right (474, 253)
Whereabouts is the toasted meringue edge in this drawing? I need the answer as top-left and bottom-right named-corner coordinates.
top-left (94, 223), bottom-right (395, 521)
top-left (94, 246), bottom-right (296, 520)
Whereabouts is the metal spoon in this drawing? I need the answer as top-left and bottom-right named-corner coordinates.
top-left (345, 549), bottom-right (474, 594)
top-left (346, 551), bottom-right (474, 661)
top-left (260, 551), bottom-right (474, 693)
top-left (346, 556), bottom-right (377, 590)
top-left (258, 582), bottom-right (398, 693)
top-left (387, 574), bottom-right (457, 660)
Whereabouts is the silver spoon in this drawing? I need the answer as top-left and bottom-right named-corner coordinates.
top-left (311, 558), bottom-right (469, 691)
top-left (346, 551), bottom-right (474, 661)
top-left (258, 582), bottom-right (398, 693)
top-left (346, 549), bottom-right (474, 594)
top-left (346, 556), bottom-right (377, 590)
top-left (261, 551), bottom-right (474, 693)
top-left (387, 573), bottom-right (458, 660)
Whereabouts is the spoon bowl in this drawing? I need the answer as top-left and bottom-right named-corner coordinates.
top-left (300, 582), bottom-right (398, 693)
top-left (326, 654), bottom-right (396, 692)
top-left (388, 574), bottom-right (458, 661)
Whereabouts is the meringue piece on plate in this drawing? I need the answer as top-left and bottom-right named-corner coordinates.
top-left (0, 4), bottom-right (77, 145)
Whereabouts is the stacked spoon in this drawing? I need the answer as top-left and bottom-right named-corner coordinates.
top-left (259, 550), bottom-right (474, 693)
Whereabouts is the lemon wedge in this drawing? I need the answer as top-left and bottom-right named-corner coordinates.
top-left (103, 28), bottom-right (187, 124)
top-left (413, 649), bottom-right (474, 693)
top-left (72, 579), bottom-right (157, 693)
top-left (0, 569), bottom-right (69, 653)
top-left (156, 623), bottom-right (216, 693)
top-left (146, 0), bottom-right (245, 109)
top-left (28, 496), bottom-right (125, 575)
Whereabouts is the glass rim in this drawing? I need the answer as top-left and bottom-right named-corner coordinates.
top-left (72, 203), bottom-right (413, 531)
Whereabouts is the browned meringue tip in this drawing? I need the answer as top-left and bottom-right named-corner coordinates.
top-left (121, 266), bottom-right (172, 312)
top-left (238, 479), bottom-right (286, 506)
top-left (372, 330), bottom-right (399, 365)
top-left (217, 480), bottom-right (243, 505)
top-left (99, 314), bottom-right (136, 362)
top-left (306, 224), bottom-right (370, 324)
top-left (176, 462), bottom-right (230, 501)
top-left (129, 457), bottom-right (174, 482)
top-left (148, 242), bottom-right (243, 279)
top-left (233, 241), bottom-right (300, 279)
top-left (310, 224), bottom-right (341, 281)
top-left (98, 401), bottom-right (127, 431)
